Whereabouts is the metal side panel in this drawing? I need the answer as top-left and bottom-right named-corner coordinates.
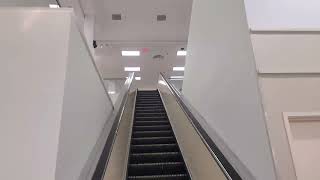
top-left (103, 91), bottom-right (137, 180)
top-left (158, 85), bottom-right (228, 180)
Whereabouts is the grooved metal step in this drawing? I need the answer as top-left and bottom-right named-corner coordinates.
top-left (132, 131), bottom-right (173, 138)
top-left (135, 116), bottom-right (167, 120)
top-left (132, 137), bottom-right (176, 145)
top-left (133, 125), bottom-right (171, 131)
top-left (130, 152), bottom-right (181, 163)
top-left (127, 174), bottom-right (188, 180)
top-left (134, 121), bottom-right (169, 126)
top-left (128, 162), bottom-right (185, 176)
top-left (131, 144), bottom-right (178, 153)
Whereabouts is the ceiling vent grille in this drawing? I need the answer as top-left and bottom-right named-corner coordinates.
top-left (157, 15), bottom-right (166, 21)
top-left (153, 54), bottom-right (165, 60)
top-left (112, 14), bottom-right (122, 20)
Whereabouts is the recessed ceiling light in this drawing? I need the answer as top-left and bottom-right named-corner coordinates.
top-left (108, 91), bottom-right (116, 95)
top-left (49, 4), bottom-right (60, 8)
top-left (124, 67), bottom-right (140, 72)
top-left (135, 77), bottom-right (141, 80)
top-left (173, 67), bottom-right (185, 71)
top-left (177, 50), bottom-right (187, 56)
top-left (122, 51), bottom-right (140, 56)
top-left (170, 76), bottom-right (184, 79)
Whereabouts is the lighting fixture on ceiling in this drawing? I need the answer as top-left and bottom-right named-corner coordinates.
top-left (173, 67), bottom-right (185, 71)
top-left (49, 4), bottom-right (60, 8)
top-left (170, 76), bottom-right (184, 79)
top-left (122, 51), bottom-right (140, 56)
top-left (135, 77), bottom-right (141, 81)
top-left (108, 91), bottom-right (116, 95)
top-left (124, 67), bottom-right (140, 72)
top-left (177, 50), bottom-right (187, 56)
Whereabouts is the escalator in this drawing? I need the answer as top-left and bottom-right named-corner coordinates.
top-left (94, 74), bottom-right (243, 180)
top-left (127, 90), bottom-right (190, 180)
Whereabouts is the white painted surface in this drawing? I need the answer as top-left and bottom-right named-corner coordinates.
top-left (0, 8), bottom-right (114, 180)
top-left (251, 33), bottom-right (320, 73)
top-left (84, 15), bottom-right (95, 55)
top-left (182, 0), bottom-right (277, 179)
top-left (0, 0), bottom-right (56, 7)
top-left (259, 76), bottom-right (320, 180)
top-left (244, 0), bottom-right (320, 29)
top-left (0, 8), bottom-right (71, 180)
top-left (286, 114), bottom-right (320, 180)
top-left (94, 0), bottom-right (193, 41)
top-left (55, 19), bottom-right (113, 180)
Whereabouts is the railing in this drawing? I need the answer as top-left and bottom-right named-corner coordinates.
top-left (159, 73), bottom-right (244, 180)
top-left (92, 73), bottom-right (135, 180)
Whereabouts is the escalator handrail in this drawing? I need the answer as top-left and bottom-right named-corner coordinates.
top-left (92, 72), bottom-right (135, 180)
top-left (160, 73), bottom-right (243, 180)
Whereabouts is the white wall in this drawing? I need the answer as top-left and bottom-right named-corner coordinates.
top-left (0, 8), bottom-right (113, 180)
top-left (0, 8), bottom-right (71, 180)
top-left (259, 76), bottom-right (320, 180)
top-left (251, 32), bottom-right (320, 180)
top-left (0, 0), bottom-right (56, 7)
top-left (251, 33), bottom-right (320, 73)
top-left (244, 0), bottom-right (320, 29)
top-left (55, 19), bottom-right (113, 180)
top-left (182, 0), bottom-right (277, 179)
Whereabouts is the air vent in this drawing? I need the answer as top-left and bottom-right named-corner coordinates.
top-left (112, 14), bottom-right (122, 20)
top-left (157, 15), bottom-right (166, 21)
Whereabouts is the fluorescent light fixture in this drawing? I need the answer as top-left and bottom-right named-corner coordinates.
top-left (158, 80), bottom-right (166, 85)
top-left (49, 4), bottom-right (60, 8)
top-left (170, 76), bottom-right (184, 79)
top-left (108, 91), bottom-right (116, 95)
top-left (173, 67), bottom-right (185, 71)
top-left (177, 50), bottom-right (187, 56)
top-left (124, 67), bottom-right (140, 72)
top-left (122, 51), bottom-right (140, 56)
top-left (135, 77), bottom-right (141, 80)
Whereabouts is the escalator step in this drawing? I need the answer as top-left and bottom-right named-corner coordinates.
top-left (131, 144), bottom-right (179, 153)
top-left (130, 152), bottom-right (181, 164)
top-left (135, 116), bottom-right (168, 121)
top-left (132, 130), bottom-right (173, 138)
top-left (135, 109), bottom-right (165, 113)
top-left (127, 174), bottom-right (188, 180)
top-left (135, 106), bottom-right (164, 110)
top-left (134, 121), bottom-right (169, 126)
top-left (132, 137), bottom-right (176, 145)
top-left (135, 112), bottom-right (167, 117)
top-left (133, 125), bottom-right (171, 131)
top-left (128, 162), bottom-right (185, 176)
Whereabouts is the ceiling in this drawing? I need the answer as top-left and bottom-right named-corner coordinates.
top-left (93, 0), bottom-right (193, 41)
top-left (70, 0), bottom-right (194, 88)
top-left (95, 43), bottom-right (187, 89)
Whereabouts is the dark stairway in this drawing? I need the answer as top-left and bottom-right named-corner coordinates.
top-left (127, 90), bottom-right (190, 180)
